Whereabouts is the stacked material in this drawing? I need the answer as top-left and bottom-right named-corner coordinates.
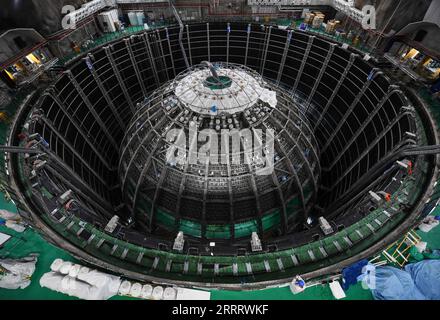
top-left (325, 20), bottom-right (340, 34)
top-left (312, 12), bottom-right (325, 28)
top-left (40, 259), bottom-right (121, 300)
top-left (118, 280), bottom-right (177, 300)
top-left (118, 281), bottom-right (210, 300)
top-left (304, 12), bottom-right (315, 25)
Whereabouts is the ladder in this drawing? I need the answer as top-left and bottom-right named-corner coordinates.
top-left (377, 230), bottom-right (422, 267)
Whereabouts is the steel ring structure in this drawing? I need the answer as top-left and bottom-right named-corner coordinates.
top-left (4, 22), bottom-right (440, 288)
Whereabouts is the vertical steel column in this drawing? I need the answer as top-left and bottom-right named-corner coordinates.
top-left (260, 26), bottom-right (272, 77)
top-left (292, 35), bottom-right (314, 95)
top-left (120, 116), bottom-right (170, 200)
top-left (226, 23), bottom-right (230, 66)
top-left (275, 140), bottom-right (307, 223)
top-left (269, 111), bottom-right (319, 197)
top-left (241, 130), bottom-right (263, 235)
top-left (149, 163), bottom-right (169, 233)
top-left (156, 30), bottom-right (170, 82)
top-left (207, 23), bottom-right (211, 62)
top-left (225, 143), bottom-right (235, 240)
top-left (174, 124), bottom-right (198, 231)
top-left (142, 33), bottom-right (161, 88)
top-left (124, 38), bottom-right (148, 98)
top-left (201, 154), bottom-right (210, 239)
top-left (165, 28), bottom-right (176, 78)
top-left (65, 71), bottom-right (119, 150)
top-left (276, 30), bottom-right (292, 86)
top-left (186, 25), bottom-right (192, 66)
top-left (257, 124), bottom-right (288, 234)
top-left (305, 43), bottom-right (335, 111)
top-left (104, 46), bottom-right (136, 114)
top-left (271, 170), bottom-right (288, 235)
top-left (244, 24), bottom-right (251, 66)
top-left (85, 55), bottom-right (126, 131)
top-left (314, 53), bottom-right (357, 130)
top-left (131, 137), bottom-right (165, 224)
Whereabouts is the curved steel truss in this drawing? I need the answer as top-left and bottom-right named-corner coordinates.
top-left (4, 22), bottom-right (438, 288)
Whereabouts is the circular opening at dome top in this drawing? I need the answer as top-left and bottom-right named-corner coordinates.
top-left (174, 63), bottom-right (277, 116)
top-left (204, 75), bottom-right (233, 90)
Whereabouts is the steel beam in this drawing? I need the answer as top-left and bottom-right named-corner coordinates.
top-left (226, 23), bottom-right (230, 66)
top-left (165, 28), bottom-right (176, 77)
top-left (314, 53), bottom-right (357, 130)
top-left (327, 112), bottom-right (415, 188)
top-left (326, 88), bottom-right (403, 169)
top-left (125, 38), bottom-right (148, 97)
top-left (186, 25), bottom-right (192, 66)
top-left (141, 33), bottom-right (161, 88)
top-left (321, 71), bottom-right (381, 153)
top-left (276, 30), bottom-right (292, 86)
top-left (0, 146), bottom-right (44, 154)
top-left (207, 23), bottom-right (210, 62)
top-left (305, 43), bottom-right (335, 111)
top-left (66, 71), bottom-right (119, 151)
top-left (260, 26), bottom-right (272, 76)
top-left (292, 35), bottom-right (314, 95)
top-left (85, 55), bottom-right (126, 131)
top-left (174, 121), bottom-right (199, 230)
top-left (39, 116), bottom-right (111, 187)
top-left (156, 30), bottom-right (170, 82)
top-left (244, 24), bottom-right (251, 66)
top-left (148, 161), bottom-right (169, 231)
top-left (45, 90), bottom-right (115, 171)
top-left (241, 131), bottom-right (263, 235)
top-left (104, 46), bottom-right (136, 114)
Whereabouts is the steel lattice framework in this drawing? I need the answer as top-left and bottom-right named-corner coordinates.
top-left (119, 63), bottom-right (320, 239)
top-left (4, 22), bottom-right (439, 288)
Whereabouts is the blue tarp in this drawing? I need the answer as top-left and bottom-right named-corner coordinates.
top-left (369, 261), bottom-right (440, 300)
top-left (371, 266), bottom-right (426, 300)
top-left (405, 260), bottom-right (440, 300)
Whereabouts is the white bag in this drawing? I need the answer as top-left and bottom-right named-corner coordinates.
top-left (0, 255), bottom-right (38, 290)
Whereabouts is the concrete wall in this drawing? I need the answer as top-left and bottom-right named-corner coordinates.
top-left (424, 0), bottom-right (440, 26)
